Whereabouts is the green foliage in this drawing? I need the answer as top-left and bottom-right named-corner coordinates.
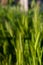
top-left (0, 2), bottom-right (43, 65)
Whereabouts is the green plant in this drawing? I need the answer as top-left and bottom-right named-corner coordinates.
top-left (0, 1), bottom-right (43, 65)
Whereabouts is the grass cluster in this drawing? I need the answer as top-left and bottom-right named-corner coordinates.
top-left (0, 2), bottom-right (43, 65)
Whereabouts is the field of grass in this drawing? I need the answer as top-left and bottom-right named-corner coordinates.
top-left (0, 2), bottom-right (43, 65)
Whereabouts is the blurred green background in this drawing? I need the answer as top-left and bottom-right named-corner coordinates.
top-left (0, 0), bottom-right (43, 65)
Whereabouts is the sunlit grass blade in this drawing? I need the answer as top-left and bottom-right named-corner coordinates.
top-left (5, 21), bottom-right (13, 37)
